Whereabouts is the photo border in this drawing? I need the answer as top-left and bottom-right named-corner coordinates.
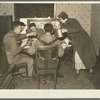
top-left (0, 0), bottom-right (100, 98)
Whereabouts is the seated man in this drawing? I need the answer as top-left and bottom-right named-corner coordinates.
top-left (3, 21), bottom-right (34, 78)
top-left (39, 23), bottom-right (64, 57)
top-left (26, 23), bottom-right (45, 39)
top-left (28, 23), bottom-right (64, 58)
top-left (17, 22), bottom-right (35, 40)
top-left (27, 23), bottom-right (64, 82)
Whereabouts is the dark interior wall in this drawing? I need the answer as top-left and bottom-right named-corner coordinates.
top-left (0, 16), bottom-right (12, 41)
top-left (14, 3), bottom-right (54, 20)
top-left (0, 16), bottom-right (12, 75)
top-left (90, 4), bottom-right (100, 56)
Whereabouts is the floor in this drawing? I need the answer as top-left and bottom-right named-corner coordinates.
top-left (14, 57), bottom-right (95, 89)
top-left (0, 44), bottom-right (100, 89)
top-left (90, 56), bottom-right (100, 89)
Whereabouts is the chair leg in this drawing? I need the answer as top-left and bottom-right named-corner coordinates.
top-left (32, 70), bottom-right (35, 83)
top-left (12, 74), bottom-right (15, 89)
top-left (33, 75), bottom-right (35, 83)
top-left (37, 75), bottom-right (40, 89)
top-left (54, 74), bottom-right (57, 89)
top-left (25, 66), bottom-right (28, 79)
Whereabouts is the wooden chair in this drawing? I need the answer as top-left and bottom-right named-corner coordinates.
top-left (1, 42), bottom-right (28, 79)
top-left (33, 45), bottom-right (59, 89)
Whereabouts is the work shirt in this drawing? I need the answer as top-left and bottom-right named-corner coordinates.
top-left (3, 30), bottom-right (22, 64)
top-left (27, 34), bottom-right (64, 57)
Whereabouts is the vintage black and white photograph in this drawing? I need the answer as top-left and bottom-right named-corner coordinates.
top-left (0, 2), bottom-right (100, 90)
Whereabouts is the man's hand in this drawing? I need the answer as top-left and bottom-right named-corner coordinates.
top-left (20, 38), bottom-right (28, 47)
top-left (26, 32), bottom-right (37, 37)
top-left (61, 28), bottom-right (68, 33)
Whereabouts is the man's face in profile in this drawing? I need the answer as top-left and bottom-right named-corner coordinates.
top-left (30, 26), bottom-right (36, 32)
top-left (15, 25), bottom-right (22, 34)
top-left (59, 18), bottom-right (65, 23)
top-left (20, 26), bottom-right (25, 32)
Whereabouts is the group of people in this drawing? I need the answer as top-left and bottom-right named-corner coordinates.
top-left (3, 19), bottom-right (64, 79)
top-left (3, 11), bottom-right (97, 81)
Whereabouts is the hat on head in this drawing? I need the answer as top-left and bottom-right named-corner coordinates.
top-left (57, 12), bottom-right (68, 20)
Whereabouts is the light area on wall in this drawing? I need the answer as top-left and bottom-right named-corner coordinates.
top-left (56, 3), bottom-right (92, 35)
top-left (0, 3), bottom-right (14, 21)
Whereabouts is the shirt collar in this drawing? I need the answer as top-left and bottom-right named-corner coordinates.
top-left (10, 30), bottom-right (19, 38)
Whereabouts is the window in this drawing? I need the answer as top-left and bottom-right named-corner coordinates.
top-left (14, 3), bottom-right (54, 20)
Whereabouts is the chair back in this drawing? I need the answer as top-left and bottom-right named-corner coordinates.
top-left (35, 45), bottom-right (59, 71)
top-left (34, 45), bottom-right (59, 88)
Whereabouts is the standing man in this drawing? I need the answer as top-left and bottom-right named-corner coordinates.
top-left (57, 12), bottom-right (97, 76)
top-left (3, 21), bottom-right (34, 78)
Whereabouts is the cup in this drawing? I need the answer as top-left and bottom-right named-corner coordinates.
top-left (57, 29), bottom-right (63, 38)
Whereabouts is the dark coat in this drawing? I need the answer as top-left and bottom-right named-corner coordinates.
top-left (61, 18), bottom-right (97, 69)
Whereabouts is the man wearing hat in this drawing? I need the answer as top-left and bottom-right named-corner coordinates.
top-left (57, 12), bottom-right (97, 76)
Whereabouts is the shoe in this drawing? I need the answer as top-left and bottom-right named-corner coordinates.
top-left (76, 70), bottom-right (80, 75)
top-left (21, 75), bottom-right (32, 79)
top-left (74, 73), bottom-right (80, 78)
top-left (28, 76), bottom-right (32, 79)
top-left (89, 72), bottom-right (94, 77)
top-left (57, 72), bottom-right (64, 78)
top-left (89, 68), bottom-right (94, 77)
top-left (41, 79), bottom-right (47, 85)
top-left (74, 70), bottom-right (80, 78)
top-left (17, 75), bottom-right (26, 80)
top-left (89, 68), bottom-right (93, 73)
top-left (47, 80), bottom-right (53, 84)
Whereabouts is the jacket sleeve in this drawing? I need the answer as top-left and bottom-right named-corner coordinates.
top-left (27, 39), bottom-right (42, 55)
top-left (8, 37), bottom-right (22, 56)
top-left (37, 28), bottom-right (45, 39)
top-left (17, 34), bottom-right (26, 40)
top-left (65, 19), bottom-right (81, 34)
